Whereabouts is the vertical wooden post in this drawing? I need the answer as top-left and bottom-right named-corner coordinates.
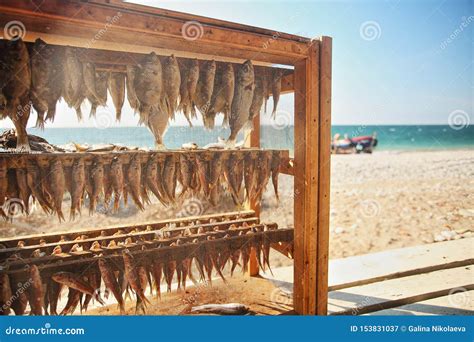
top-left (316, 36), bottom-right (332, 315)
top-left (293, 36), bottom-right (331, 315)
top-left (247, 113), bottom-right (260, 276)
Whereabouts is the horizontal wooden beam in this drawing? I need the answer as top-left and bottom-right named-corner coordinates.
top-left (0, 0), bottom-right (310, 65)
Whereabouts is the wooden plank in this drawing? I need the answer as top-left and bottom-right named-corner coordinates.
top-left (364, 291), bottom-right (474, 316)
top-left (293, 40), bottom-right (321, 315)
top-left (248, 113), bottom-right (261, 276)
top-left (89, 0), bottom-right (311, 44)
top-left (329, 238), bottom-right (474, 291)
top-left (0, 0), bottom-right (309, 64)
top-left (316, 36), bottom-right (332, 315)
top-left (0, 210), bottom-right (255, 247)
top-left (329, 266), bottom-right (474, 315)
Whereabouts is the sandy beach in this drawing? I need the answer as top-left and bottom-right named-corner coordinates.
top-left (2, 149), bottom-right (473, 267)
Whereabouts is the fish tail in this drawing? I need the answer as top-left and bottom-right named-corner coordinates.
top-left (46, 104), bottom-right (57, 122)
top-left (116, 109), bottom-right (122, 122)
top-left (89, 105), bottom-right (97, 118)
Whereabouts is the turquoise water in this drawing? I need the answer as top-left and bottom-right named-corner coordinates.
top-left (25, 125), bottom-right (473, 151)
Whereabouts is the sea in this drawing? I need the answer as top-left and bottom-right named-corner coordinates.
top-left (22, 125), bottom-right (474, 152)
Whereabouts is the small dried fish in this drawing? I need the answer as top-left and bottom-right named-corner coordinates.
top-left (207, 63), bottom-right (235, 129)
top-left (178, 154), bottom-right (194, 198)
top-left (62, 47), bottom-right (85, 120)
top-left (162, 55), bottom-right (181, 120)
top-left (16, 167), bottom-right (31, 214)
top-left (190, 303), bottom-right (249, 315)
top-left (83, 62), bottom-right (100, 118)
top-left (52, 272), bottom-right (105, 306)
top-left (26, 160), bottom-right (51, 214)
top-left (110, 157), bottom-right (124, 212)
top-left (69, 158), bottom-right (85, 220)
top-left (151, 260), bottom-right (163, 299)
top-left (10, 278), bottom-right (29, 315)
top-left (249, 67), bottom-right (266, 121)
top-left (47, 159), bottom-right (66, 221)
top-left (146, 106), bottom-right (169, 149)
top-left (194, 60), bottom-right (216, 116)
top-left (108, 72), bottom-right (126, 121)
top-left (126, 155), bottom-right (145, 211)
top-left (46, 279), bottom-right (62, 315)
top-left (162, 155), bottom-right (177, 203)
top-left (271, 69), bottom-right (283, 118)
top-left (98, 258), bottom-right (125, 314)
top-left (122, 250), bottom-right (150, 305)
top-left (243, 153), bottom-right (257, 202)
top-left (126, 65), bottom-right (140, 112)
top-left (178, 59), bottom-right (199, 125)
top-left (145, 155), bottom-right (167, 205)
top-left (0, 273), bottom-right (12, 315)
top-left (28, 265), bottom-right (44, 315)
top-left (228, 60), bottom-right (255, 145)
top-left (88, 159), bottom-right (104, 215)
top-left (271, 151), bottom-right (281, 201)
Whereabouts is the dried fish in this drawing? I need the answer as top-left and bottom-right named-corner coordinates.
top-left (249, 67), bottom-right (266, 121)
top-left (145, 155), bottom-right (168, 205)
top-left (46, 279), bottom-right (62, 315)
top-left (88, 158), bottom-right (104, 215)
top-left (15, 167), bottom-right (31, 214)
top-left (30, 39), bottom-right (63, 128)
top-left (82, 268), bottom-right (101, 312)
top-left (10, 278), bottom-right (28, 315)
top-left (108, 72), bottom-right (126, 121)
top-left (135, 52), bottom-right (163, 124)
top-left (271, 69), bottom-right (283, 118)
top-left (26, 160), bottom-right (52, 214)
top-left (60, 288), bottom-right (81, 315)
top-left (178, 59), bottom-right (199, 125)
top-left (126, 155), bottom-right (145, 211)
top-left (0, 273), bottom-right (12, 315)
top-left (162, 55), bottom-right (181, 120)
top-left (253, 151), bottom-right (273, 204)
top-left (98, 258), bottom-right (125, 314)
top-left (271, 151), bottom-right (281, 201)
top-left (194, 60), bottom-right (216, 116)
top-left (28, 265), bottom-right (44, 315)
top-left (0, 38), bottom-right (31, 150)
top-left (122, 250), bottom-right (150, 305)
top-left (126, 65), bottom-right (140, 112)
top-left (146, 106), bottom-right (169, 149)
top-left (243, 153), bottom-right (257, 202)
top-left (47, 159), bottom-right (66, 221)
top-left (191, 303), bottom-right (249, 315)
top-left (52, 272), bottom-right (105, 306)
top-left (110, 157), bottom-right (124, 212)
top-left (178, 154), bottom-right (195, 198)
top-left (151, 260), bottom-right (163, 299)
top-left (162, 155), bottom-right (177, 203)
top-left (206, 63), bottom-right (235, 129)
top-left (69, 158), bottom-right (85, 220)
top-left (83, 62), bottom-right (100, 118)
top-left (228, 60), bottom-right (255, 146)
top-left (62, 47), bottom-right (85, 120)
top-left (224, 153), bottom-right (244, 205)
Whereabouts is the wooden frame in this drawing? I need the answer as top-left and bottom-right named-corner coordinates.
top-left (0, 0), bottom-right (332, 315)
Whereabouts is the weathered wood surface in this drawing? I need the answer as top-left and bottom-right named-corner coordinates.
top-left (0, 0), bottom-right (310, 65)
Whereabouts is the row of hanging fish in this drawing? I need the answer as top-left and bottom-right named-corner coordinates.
top-left (0, 223), bottom-right (278, 315)
top-left (0, 37), bottom-right (284, 150)
top-left (0, 150), bottom-right (281, 221)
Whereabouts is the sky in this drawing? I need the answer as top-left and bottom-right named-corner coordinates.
top-left (1, 0), bottom-right (472, 128)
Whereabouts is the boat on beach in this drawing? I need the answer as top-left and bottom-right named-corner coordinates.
top-left (331, 133), bottom-right (378, 154)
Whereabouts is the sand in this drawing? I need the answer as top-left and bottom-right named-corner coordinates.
top-left (1, 149), bottom-right (473, 268)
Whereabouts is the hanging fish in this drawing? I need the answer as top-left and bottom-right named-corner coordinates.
top-left (30, 39), bottom-right (63, 128)
top-left (110, 157), bottom-right (124, 212)
top-left (228, 60), bottom-right (255, 146)
top-left (146, 106), bottom-right (169, 150)
top-left (162, 55), bottom-right (181, 120)
top-left (122, 250), bottom-right (150, 305)
top-left (108, 72), bottom-right (126, 121)
top-left (271, 151), bottom-right (281, 202)
top-left (27, 265), bottom-right (44, 315)
top-left (26, 160), bottom-right (52, 214)
top-left (145, 155), bottom-right (168, 205)
top-left (126, 65), bottom-right (140, 112)
top-left (88, 158), bottom-right (104, 215)
top-left (62, 47), bottom-right (85, 121)
top-left (47, 159), bottom-right (66, 221)
top-left (249, 67), bottom-right (266, 122)
top-left (134, 52), bottom-right (163, 124)
top-left (98, 258), bottom-right (125, 314)
top-left (52, 272), bottom-right (105, 306)
top-left (194, 60), bottom-right (216, 116)
top-left (271, 69), bottom-right (283, 118)
top-left (0, 273), bottom-right (12, 315)
top-left (162, 155), bottom-right (177, 203)
top-left (206, 63), bottom-right (235, 129)
top-left (178, 59), bottom-right (199, 125)
top-left (126, 155), bottom-right (145, 211)
top-left (69, 158), bottom-right (85, 220)
top-left (15, 167), bottom-right (31, 214)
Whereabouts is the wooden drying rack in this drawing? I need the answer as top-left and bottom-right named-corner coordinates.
top-left (0, 0), bottom-right (332, 315)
